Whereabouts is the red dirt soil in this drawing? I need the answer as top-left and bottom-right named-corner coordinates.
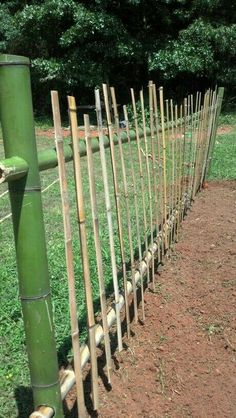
top-left (65, 181), bottom-right (236, 418)
top-left (36, 125), bottom-right (232, 140)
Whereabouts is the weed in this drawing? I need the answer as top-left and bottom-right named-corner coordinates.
top-left (154, 282), bottom-right (162, 294)
top-left (159, 335), bottom-right (167, 344)
top-left (205, 323), bottom-right (223, 339)
top-left (222, 279), bottom-right (236, 288)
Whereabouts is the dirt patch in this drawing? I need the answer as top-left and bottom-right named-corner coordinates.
top-left (35, 127), bottom-right (102, 139)
top-left (217, 125), bottom-right (234, 135)
top-left (65, 181), bottom-right (236, 417)
top-left (35, 128), bottom-right (108, 140)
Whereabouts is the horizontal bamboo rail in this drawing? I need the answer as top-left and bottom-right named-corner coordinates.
top-left (0, 114), bottom-right (200, 185)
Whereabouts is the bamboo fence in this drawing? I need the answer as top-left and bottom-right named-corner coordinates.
top-left (0, 75), bottom-right (223, 417)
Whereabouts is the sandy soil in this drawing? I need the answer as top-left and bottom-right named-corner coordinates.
top-left (65, 181), bottom-right (236, 418)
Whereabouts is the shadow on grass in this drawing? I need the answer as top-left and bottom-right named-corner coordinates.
top-left (15, 386), bottom-right (34, 418)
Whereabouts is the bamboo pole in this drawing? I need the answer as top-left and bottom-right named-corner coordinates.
top-left (51, 91), bottom-right (86, 418)
top-left (204, 87), bottom-right (224, 177)
top-left (148, 81), bottom-right (161, 261)
top-left (152, 84), bottom-right (164, 257)
top-left (140, 88), bottom-right (155, 286)
top-left (102, 84), bottom-right (131, 337)
top-left (197, 91), bottom-right (210, 190)
top-left (180, 104), bottom-right (185, 222)
top-left (189, 92), bottom-right (198, 199)
top-left (192, 104), bottom-right (204, 198)
top-left (170, 98), bottom-right (176, 244)
top-left (186, 94), bottom-right (194, 201)
top-left (131, 88), bottom-right (151, 282)
top-left (201, 88), bottom-right (217, 186)
top-left (193, 92), bottom-right (208, 195)
top-left (181, 98), bottom-right (188, 220)
top-left (190, 92), bottom-right (202, 200)
top-left (165, 99), bottom-right (172, 245)
top-left (123, 104), bottom-right (145, 321)
top-left (68, 95), bottom-right (99, 411)
top-left (110, 87), bottom-right (138, 323)
top-left (175, 104), bottom-right (182, 241)
top-left (0, 54), bottom-right (63, 416)
top-left (184, 95), bottom-right (191, 206)
top-left (84, 113), bottom-right (113, 383)
top-left (159, 87), bottom-right (168, 250)
top-left (95, 89), bottom-right (124, 350)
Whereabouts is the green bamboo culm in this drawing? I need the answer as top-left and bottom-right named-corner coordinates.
top-left (0, 55), bottom-right (63, 417)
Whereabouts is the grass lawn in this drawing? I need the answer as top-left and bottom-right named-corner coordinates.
top-left (207, 112), bottom-right (236, 180)
top-left (0, 111), bottom-right (235, 417)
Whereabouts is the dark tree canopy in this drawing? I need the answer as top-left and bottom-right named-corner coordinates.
top-left (0, 0), bottom-right (235, 113)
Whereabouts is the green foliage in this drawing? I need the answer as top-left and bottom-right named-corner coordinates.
top-left (0, 1), bottom-right (235, 113)
top-left (208, 116), bottom-right (236, 180)
top-left (149, 20), bottom-right (236, 85)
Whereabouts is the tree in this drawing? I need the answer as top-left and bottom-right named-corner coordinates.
top-left (0, 0), bottom-right (235, 113)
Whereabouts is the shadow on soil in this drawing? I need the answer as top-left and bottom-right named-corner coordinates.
top-left (14, 225), bottom-right (167, 417)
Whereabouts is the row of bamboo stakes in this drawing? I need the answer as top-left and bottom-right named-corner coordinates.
top-left (50, 85), bottom-right (221, 416)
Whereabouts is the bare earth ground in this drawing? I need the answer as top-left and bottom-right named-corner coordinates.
top-left (35, 124), bottom-right (233, 140)
top-left (66, 181), bottom-right (236, 418)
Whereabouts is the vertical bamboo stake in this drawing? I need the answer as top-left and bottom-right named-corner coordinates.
top-left (190, 92), bottom-right (199, 197)
top-left (170, 99), bottom-right (176, 244)
top-left (159, 87), bottom-right (168, 250)
top-left (176, 104), bottom-right (183, 240)
top-left (198, 91), bottom-right (210, 189)
top-left (95, 89), bottom-right (124, 349)
top-left (68, 95), bottom-right (99, 411)
top-left (148, 81), bottom-right (161, 261)
top-left (84, 114), bottom-right (113, 383)
top-left (102, 84), bottom-right (132, 336)
top-left (186, 94), bottom-right (194, 202)
top-left (165, 99), bottom-right (172, 245)
top-left (201, 89), bottom-right (217, 186)
top-left (192, 104), bottom-right (204, 197)
top-left (51, 91), bottom-right (86, 418)
top-left (110, 87), bottom-right (138, 323)
top-left (203, 87), bottom-right (218, 182)
top-left (184, 95), bottom-right (191, 206)
top-left (189, 92), bottom-right (198, 199)
top-left (205, 87), bottom-right (224, 177)
top-left (191, 92), bottom-right (202, 200)
top-left (153, 84), bottom-right (164, 256)
top-left (180, 98), bottom-right (187, 222)
top-left (131, 88), bottom-right (151, 282)
top-left (174, 104), bottom-right (179, 219)
top-left (193, 91), bottom-right (208, 195)
top-left (140, 88), bottom-right (155, 286)
top-left (123, 104), bottom-right (145, 321)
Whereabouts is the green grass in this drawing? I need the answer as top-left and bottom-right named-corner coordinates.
top-left (207, 112), bottom-right (236, 180)
top-left (0, 111), bottom-right (235, 417)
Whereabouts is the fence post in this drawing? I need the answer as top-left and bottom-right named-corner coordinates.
top-left (203, 86), bottom-right (224, 182)
top-left (0, 54), bottom-right (63, 417)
